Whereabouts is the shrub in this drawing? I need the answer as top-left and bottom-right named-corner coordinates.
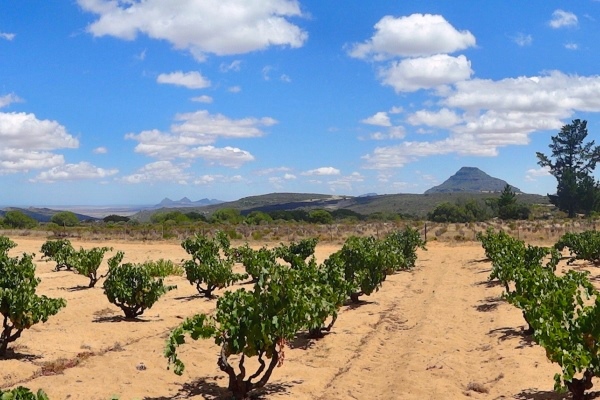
top-left (181, 233), bottom-right (247, 298)
top-left (233, 243), bottom-right (276, 282)
top-left (275, 237), bottom-right (318, 269)
top-left (0, 249), bottom-right (66, 355)
top-left (144, 259), bottom-right (183, 277)
top-left (71, 246), bottom-right (112, 288)
top-left (103, 252), bottom-right (176, 318)
top-left (0, 387), bottom-right (49, 399)
top-left (40, 239), bottom-right (75, 271)
top-left (165, 262), bottom-right (323, 400)
top-left (334, 236), bottom-right (387, 303)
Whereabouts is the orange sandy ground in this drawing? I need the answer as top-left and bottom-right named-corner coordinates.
top-left (0, 236), bottom-right (585, 400)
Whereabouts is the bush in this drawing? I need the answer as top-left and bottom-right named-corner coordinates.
top-left (181, 233), bottom-right (247, 298)
top-left (165, 262), bottom-right (323, 400)
top-left (275, 237), bottom-right (318, 269)
top-left (103, 252), bottom-right (176, 318)
top-left (40, 239), bottom-right (75, 271)
top-left (71, 246), bottom-right (112, 288)
top-left (334, 236), bottom-right (387, 303)
top-left (144, 259), bottom-right (183, 277)
top-left (0, 387), bottom-right (49, 399)
top-left (0, 242), bottom-right (66, 355)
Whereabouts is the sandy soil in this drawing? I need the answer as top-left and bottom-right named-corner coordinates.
top-left (0, 236), bottom-right (578, 399)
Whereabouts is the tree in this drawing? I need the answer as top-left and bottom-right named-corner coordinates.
top-left (103, 214), bottom-right (130, 223)
top-left (537, 119), bottom-right (600, 217)
top-left (309, 209), bottom-right (333, 224)
top-left (50, 211), bottom-right (79, 227)
top-left (496, 184), bottom-right (530, 220)
top-left (3, 211), bottom-right (37, 229)
top-left (211, 208), bottom-right (243, 224)
top-left (244, 211), bottom-right (272, 225)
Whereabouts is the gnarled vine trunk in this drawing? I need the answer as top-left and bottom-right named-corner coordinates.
top-left (218, 345), bottom-right (280, 400)
top-left (0, 316), bottom-right (23, 356)
top-left (566, 369), bottom-right (594, 400)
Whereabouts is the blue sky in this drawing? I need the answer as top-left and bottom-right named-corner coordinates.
top-left (2, 1), bottom-right (600, 205)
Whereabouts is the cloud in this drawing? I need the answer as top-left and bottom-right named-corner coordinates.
top-left (191, 95), bottom-right (213, 103)
top-left (361, 111), bottom-right (391, 127)
top-left (407, 108), bottom-right (462, 128)
top-left (120, 161), bottom-right (190, 184)
top-left (255, 166), bottom-right (292, 175)
top-left (379, 54), bottom-right (473, 92)
top-left (512, 33), bottom-right (533, 47)
top-left (78, 0), bottom-right (307, 61)
top-left (0, 112), bottom-right (78, 174)
top-left (93, 146), bottom-right (108, 154)
top-left (125, 110), bottom-right (275, 167)
top-left (525, 166), bottom-right (552, 181)
top-left (363, 71), bottom-right (600, 169)
top-left (348, 14), bottom-right (475, 60)
top-left (228, 86), bottom-right (242, 93)
top-left (549, 9), bottom-right (578, 28)
top-left (0, 32), bottom-right (15, 41)
top-left (157, 71), bottom-right (211, 89)
top-left (0, 94), bottom-right (22, 108)
top-left (220, 60), bottom-right (242, 72)
top-left (328, 172), bottom-right (364, 191)
top-left (32, 162), bottom-right (118, 183)
top-left (302, 167), bottom-right (341, 176)
top-left (565, 43), bottom-right (579, 50)
top-left (194, 174), bottom-right (244, 185)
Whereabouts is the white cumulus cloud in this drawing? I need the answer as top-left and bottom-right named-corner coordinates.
top-left (78, 0), bottom-right (307, 61)
top-left (361, 112), bottom-right (391, 127)
top-left (348, 14), bottom-right (475, 60)
top-left (379, 54), bottom-right (473, 92)
top-left (125, 110), bottom-right (274, 167)
top-left (407, 108), bottom-right (462, 128)
top-left (0, 112), bottom-right (78, 173)
top-left (157, 71), bottom-right (211, 89)
top-left (363, 71), bottom-right (600, 170)
top-left (120, 161), bottom-right (190, 184)
top-left (32, 162), bottom-right (118, 183)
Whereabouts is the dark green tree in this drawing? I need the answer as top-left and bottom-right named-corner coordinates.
top-left (2, 211), bottom-right (37, 229)
top-left (211, 208), bottom-right (243, 224)
top-left (50, 211), bottom-right (79, 227)
top-left (309, 209), bottom-right (333, 224)
top-left (537, 119), bottom-right (600, 217)
top-left (496, 184), bottom-right (530, 220)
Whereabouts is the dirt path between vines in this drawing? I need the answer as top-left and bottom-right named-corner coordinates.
top-left (1, 237), bottom-right (572, 399)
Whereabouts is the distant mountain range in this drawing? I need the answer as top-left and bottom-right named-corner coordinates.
top-left (424, 167), bottom-right (521, 194)
top-left (3, 168), bottom-right (548, 222)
